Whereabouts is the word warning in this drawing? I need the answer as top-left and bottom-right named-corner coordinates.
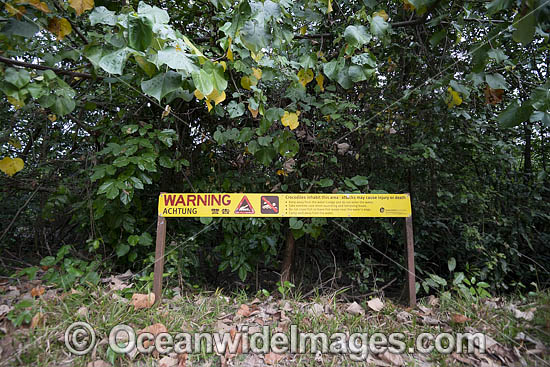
top-left (158, 193), bottom-right (412, 218)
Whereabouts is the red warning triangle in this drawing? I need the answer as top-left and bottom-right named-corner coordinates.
top-left (234, 195), bottom-right (255, 214)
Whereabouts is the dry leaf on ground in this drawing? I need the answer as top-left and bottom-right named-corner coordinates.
top-left (236, 304), bottom-right (251, 317)
top-left (367, 298), bottom-right (384, 312)
top-left (87, 361), bottom-right (111, 367)
top-left (158, 356), bottom-right (178, 367)
top-left (380, 350), bottom-right (404, 366)
top-left (30, 312), bottom-right (44, 329)
top-left (451, 314), bottom-right (471, 323)
top-left (264, 351), bottom-right (285, 365)
top-left (346, 301), bottom-right (365, 315)
top-left (30, 286), bottom-right (45, 297)
top-left (131, 293), bottom-right (155, 310)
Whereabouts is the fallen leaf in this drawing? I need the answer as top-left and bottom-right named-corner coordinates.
top-left (130, 293), bottom-right (155, 310)
top-left (367, 297), bottom-right (384, 312)
top-left (177, 353), bottom-right (188, 367)
top-left (30, 312), bottom-right (44, 329)
top-left (0, 305), bottom-right (13, 318)
top-left (346, 301), bottom-right (365, 315)
top-left (139, 323), bottom-right (167, 336)
top-left (451, 314), bottom-right (471, 323)
top-left (337, 142), bottom-right (350, 155)
top-left (264, 351), bottom-right (285, 365)
top-left (236, 304), bottom-right (251, 317)
top-left (308, 303), bottom-right (324, 316)
top-left (77, 306), bottom-right (89, 318)
top-left (69, 0), bottom-right (94, 16)
top-left (380, 350), bottom-right (404, 365)
top-left (30, 286), bottom-right (45, 298)
top-left (87, 361), bottom-right (111, 367)
top-left (158, 356), bottom-right (178, 367)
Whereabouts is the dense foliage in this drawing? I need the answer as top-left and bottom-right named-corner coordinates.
top-left (1, 0), bottom-right (549, 296)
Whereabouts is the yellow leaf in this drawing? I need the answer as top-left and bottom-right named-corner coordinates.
top-left (68, 0), bottom-right (94, 16)
top-left (183, 35), bottom-right (206, 64)
top-left (7, 96), bottom-right (24, 109)
top-left (0, 157), bottom-right (24, 177)
top-left (240, 76), bottom-right (252, 90)
top-left (446, 87), bottom-right (462, 108)
top-left (252, 68), bottom-right (262, 80)
top-left (5, 4), bottom-right (26, 19)
top-left (226, 37), bottom-right (234, 61)
top-left (17, 0), bottom-right (50, 13)
top-left (315, 73), bottom-right (325, 91)
top-left (327, 0), bottom-right (333, 13)
top-left (218, 61), bottom-right (227, 72)
top-left (373, 10), bottom-right (389, 21)
top-left (9, 139), bottom-right (22, 149)
top-left (281, 111), bottom-right (300, 130)
top-left (207, 89), bottom-right (226, 105)
top-left (194, 89), bottom-right (205, 100)
top-left (300, 26), bottom-right (307, 35)
top-left (248, 104), bottom-right (259, 118)
top-left (276, 169), bottom-right (288, 176)
top-left (205, 99), bottom-right (213, 112)
top-left (323, 115), bottom-right (331, 122)
top-left (161, 105), bottom-right (171, 119)
top-left (48, 17), bottom-right (72, 41)
top-left (297, 68), bottom-right (314, 88)
top-left (47, 114), bottom-right (57, 122)
top-left (250, 51), bottom-right (263, 63)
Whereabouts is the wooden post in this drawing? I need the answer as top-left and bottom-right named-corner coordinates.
top-left (153, 197), bottom-right (167, 304)
top-left (405, 214), bottom-right (416, 307)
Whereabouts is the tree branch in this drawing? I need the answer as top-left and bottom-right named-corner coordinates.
top-left (0, 56), bottom-right (99, 79)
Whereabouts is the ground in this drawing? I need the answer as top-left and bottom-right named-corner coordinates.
top-left (0, 273), bottom-right (549, 366)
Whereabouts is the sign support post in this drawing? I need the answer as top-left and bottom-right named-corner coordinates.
top-left (405, 215), bottom-right (416, 307)
top-left (153, 214), bottom-right (167, 303)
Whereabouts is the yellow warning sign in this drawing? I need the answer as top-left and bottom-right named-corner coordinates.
top-left (158, 193), bottom-right (411, 217)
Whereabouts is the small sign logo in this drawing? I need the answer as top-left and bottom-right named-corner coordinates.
top-left (261, 196), bottom-right (279, 214)
top-left (234, 195), bottom-right (255, 214)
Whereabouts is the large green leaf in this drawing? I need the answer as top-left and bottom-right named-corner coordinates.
top-left (51, 96), bottom-right (76, 116)
top-left (530, 111), bottom-right (550, 127)
top-left (512, 12), bottom-right (535, 46)
top-left (344, 25), bottom-right (371, 48)
top-left (141, 71), bottom-right (183, 102)
top-left (204, 62), bottom-right (227, 91)
top-left (89, 6), bottom-right (117, 26)
top-left (1, 19), bottom-right (39, 37)
top-left (485, 73), bottom-right (508, 90)
top-left (5, 68), bottom-right (30, 88)
top-left (98, 48), bottom-right (131, 75)
top-left (128, 15), bottom-right (153, 51)
top-left (156, 47), bottom-right (198, 74)
top-left (530, 82), bottom-right (550, 111)
top-left (486, 0), bottom-right (512, 14)
top-left (497, 101), bottom-right (533, 128)
top-left (137, 1), bottom-right (170, 24)
top-left (240, 19), bottom-right (270, 53)
top-left (191, 69), bottom-right (214, 96)
top-left (370, 16), bottom-right (389, 38)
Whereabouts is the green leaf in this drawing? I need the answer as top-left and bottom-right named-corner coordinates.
top-left (530, 82), bottom-right (550, 111)
top-left (348, 65), bottom-right (367, 82)
top-left (139, 232), bottom-right (153, 246)
top-left (192, 69), bottom-right (214, 96)
top-left (137, 1), bottom-right (170, 24)
top-left (40, 256), bottom-right (56, 267)
top-left (317, 178), bottom-right (333, 187)
top-left (98, 180), bottom-right (119, 199)
top-left (448, 257), bottom-right (456, 272)
top-left (128, 235), bottom-right (140, 246)
top-left (344, 25), bottom-right (371, 48)
top-left (370, 16), bottom-right (389, 38)
top-left (512, 12), bottom-right (535, 46)
top-left (530, 111), bottom-right (550, 127)
top-left (429, 273), bottom-right (447, 286)
top-left (1, 19), bottom-right (39, 38)
top-left (240, 19), bottom-right (269, 53)
top-left (227, 101), bottom-right (245, 118)
top-left (5, 68), bottom-right (30, 88)
top-left (141, 71), bottom-right (182, 102)
top-left (128, 15), bottom-right (153, 51)
top-left (485, 73), bottom-right (508, 90)
top-left (486, 0), bottom-right (512, 14)
top-left (497, 101), bottom-right (533, 128)
top-left (289, 217), bottom-right (304, 229)
top-left (98, 48), bottom-right (131, 75)
top-left (254, 147), bottom-right (276, 165)
top-left (265, 107), bottom-right (284, 122)
top-left (350, 175), bottom-right (368, 186)
top-left (116, 243), bottom-right (130, 257)
top-left (89, 6), bottom-right (117, 26)
top-left (156, 48), bottom-right (198, 74)
top-left (51, 96), bottom-right (76, 116)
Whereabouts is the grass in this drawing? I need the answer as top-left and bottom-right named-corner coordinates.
top-left (1, 281), bottom-right (549, 366)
